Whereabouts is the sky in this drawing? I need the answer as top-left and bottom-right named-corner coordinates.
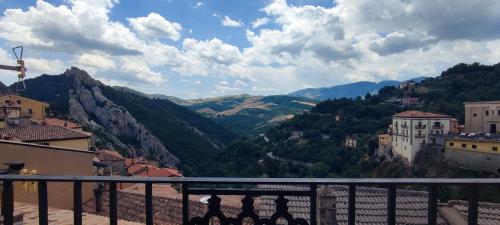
top-left (0, 0), bottom-right (499, 99)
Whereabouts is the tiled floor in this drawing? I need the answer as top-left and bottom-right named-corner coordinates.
top-left (14, 202), bottom-right (145, 225)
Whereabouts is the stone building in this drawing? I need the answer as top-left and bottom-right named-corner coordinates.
top-left (464, 101), bottom-right (500, 134)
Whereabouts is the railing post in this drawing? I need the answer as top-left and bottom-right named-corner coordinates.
top-left (182, 183), bottom-right (189, 225)
top-left (310, 184), bottom-right (317, 225)
top-left (73, 181), bottom-right (82, 225)
top-left (109, 182), bottom-right (118, 225)
top-left (38, 181), bottom-right (48, 225)
top-left (468, 184), bottom-right (479, 225)
top-left (348, 184), bottom-right (356, 225)
top-left (427, 185), bottom-right (438, 225)
top-left (2, 181), bottom-right (14, 225)
top-left (387, 184), bottom-right (396, 225)
top-left (146, 182), bottom-right (153, 225)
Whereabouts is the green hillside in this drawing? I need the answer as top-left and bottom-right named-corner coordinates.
top-left (202, 62), bottom-right (500, 178)
top-left (187, 94), bottom-right (316, 135)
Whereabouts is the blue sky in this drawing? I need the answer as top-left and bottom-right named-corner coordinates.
top-left (0, 0), bottom-right (499, 98)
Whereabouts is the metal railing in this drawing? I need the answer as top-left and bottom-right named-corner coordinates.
top-left (415, 124), bottom-right (426, 129)
top-left (1, 176), bottom-right (500, 225)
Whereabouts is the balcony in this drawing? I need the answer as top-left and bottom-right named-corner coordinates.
top-left (1, 175), bottom-right (499, 225)
top-left (415, 133), bottom-right (427, 138)
top-left (432, 124), bottom-right (444, 129)
top-left (401, 124), bottom-right (408, 129)
top-left (415, 124), bottom-right (426, 129)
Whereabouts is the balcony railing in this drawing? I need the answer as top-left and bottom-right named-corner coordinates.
top-left (415, 133), bottom-right (426, 138)
top-left (415, 124), bottom-right (426, 129)
top-left (432, 124), bottom-right (444, 129)
top-left (1, 176), bottom-right (500, 225)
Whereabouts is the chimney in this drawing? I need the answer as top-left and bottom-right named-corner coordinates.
top-left (317, 186), bottom-right (337, 225)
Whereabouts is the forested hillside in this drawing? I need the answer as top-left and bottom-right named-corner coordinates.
top-left (201, 62), bottom-right (500, 178)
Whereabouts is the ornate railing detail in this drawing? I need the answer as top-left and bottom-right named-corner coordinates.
top-left (1, 176), bottom-right (500, 225)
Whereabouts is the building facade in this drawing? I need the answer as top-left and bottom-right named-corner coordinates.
top-left (377, 134), bottom-right (392, 158)
top-left (391, 111), bottom-right (454, 165)
top-left (444, 137), bottom-right (500, 174)
top-left (0, 94), bottom-right (49, 121)
top-left (464, 101), bottom-right (500, 134)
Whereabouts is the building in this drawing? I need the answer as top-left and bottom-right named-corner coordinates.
top-left (401, 97), bottom-right (420, 105)
top-left (127, 164), bottom-right (182, 177)
top-left (377, 134), bottom-right (392, 158)
top-left (0, 125), bottom-right (92, 151)
top-left (391, 111), bottom-right (454, 165)
top-left (464, 101), bottom-right (500, 134)
top-left (444, 135), bottom-right (500, 174)
top-left (344, 136), bottom-right (357, 149)
top-left (97, 149), bottom-right (127, 175)
top-left (0, 94), bottom-right (49, 121)
top-left (0, 140), bottom-right (96, 209)
top-left (399, 81), bottom-right (416, 90)
top-left (42, 117), bottom-right (83, 130)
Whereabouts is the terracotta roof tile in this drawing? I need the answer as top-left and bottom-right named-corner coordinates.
top-left (98, 149), bottom-right (125, 161)
top-left (128, 164), bottom-right (182, 177)
top-left (393, 110), bottom-right (452, 118)
top-left (43, 117), bottom-right (82, 129)
top-left (0, 125), bottom-right (90, 142)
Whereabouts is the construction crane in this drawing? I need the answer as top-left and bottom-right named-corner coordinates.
top-left (0, 46), bottom-right (26, 92)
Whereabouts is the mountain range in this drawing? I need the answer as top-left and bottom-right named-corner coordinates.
top-left (288, 77), bottom-right (428, 101)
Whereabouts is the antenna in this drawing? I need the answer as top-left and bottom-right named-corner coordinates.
top-left (12, 46), bottom-right (26, 92)
top-left (0, 46), bottom-right (27, 92)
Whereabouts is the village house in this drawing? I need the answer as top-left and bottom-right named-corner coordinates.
top-left (0, 140), bottom-right (96, 209)
top-left (344, 136), bottom-right (357, 149)
top-left (377, 134), bottom-right (392, 158)
top-left (464, 101), bottom-right (500, 134)
top-left (401, 97), bottom-right (420, 105)
top-left (0, 125), bottom-right (92, 151)
top-left (41, 117), bottom-right (83, 130)
top-left (0, 94), bottom-right (49, 121)
top-left (391, 111), bottom-right (455, 165)
top-left (399, 81), bottom-right (416, 90)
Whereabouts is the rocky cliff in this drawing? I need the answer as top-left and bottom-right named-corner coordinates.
top-left (65, 67), bottom-right (180, 166)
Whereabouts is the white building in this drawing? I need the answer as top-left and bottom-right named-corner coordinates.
top-left (391, 111), bottom-right (454, 165)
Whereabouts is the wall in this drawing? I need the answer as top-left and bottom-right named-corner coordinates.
top-left (0, 140), bottom-right (96, 209)
top-left (0, 95), bottom-right (49, 121)
top-left (392, 117), bottom-right (453, 165)
top-left (444, 147), bottom-right (500, 175)
top-left (32, 138), bottom-right (90, 151)
top-left (464, 102), bottom-right (500, 134)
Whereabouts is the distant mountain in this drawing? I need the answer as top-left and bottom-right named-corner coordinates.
top-left (15, 67), bottom-right (237, 173)
top-left (186, 94), bottom-right (316, 134)
top-left (112, 86), bottom-right (190, 105)
top-left (288, 80), bottom-right (400, 100)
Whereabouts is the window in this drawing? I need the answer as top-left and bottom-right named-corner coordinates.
top-left (449, 142), bottom-right (454, 147)
top-left (16, 100), bottom-right (21, 104)
top-left (28, 109), bottom-right (32, 114)
top-left (4, 100), bottom-right (9, 104)
top-left (493, 146), bottom-right (498, 152)
top-left (462, 143), bottom-right (467, 148)
top-left (473, 113), bottom-right (477, 117)
top-left (472, 145), bottom-right (477, 149)
top-left (498, 110), bottom-right (500, 116)
top-left (486, 111), bottom-right (489, 116)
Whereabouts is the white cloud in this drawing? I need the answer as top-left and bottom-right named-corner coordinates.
top-left (213, 81), bottom-right (241, 94)
top-left (194, 2), bottom-right (203, 8)
top-left (251, 17), bottom-right (269, 29)
top-left (128, 12), bottom-right (182, 41)
top-left (74, 52), bottom-right (116, 71)
top-left (222, 16), bottom-right (243, 27)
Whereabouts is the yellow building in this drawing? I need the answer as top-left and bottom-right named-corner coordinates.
top-left (0, 94), bottom-right (49, 121)
top-left (444, 137), bottom-right (500, 174)
top-left (0, 125), bottom-right (91, 151)
top-left (0, 140), bottom-right (96, 209)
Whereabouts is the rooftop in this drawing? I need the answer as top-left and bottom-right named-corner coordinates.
top-left (128, 164), bottom-right (182, 177)
top-left (0, 125), bottom-right (91, 142)
top-left (393, 110), bottom-right (452, 118)
top-left (42, 117), bottom-right (82, 129)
